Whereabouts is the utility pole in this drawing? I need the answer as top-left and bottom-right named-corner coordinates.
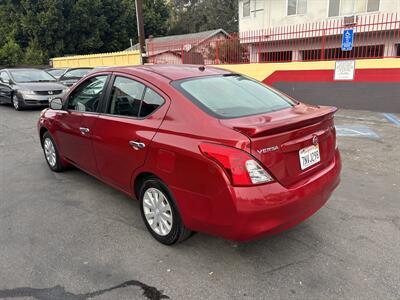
top-left (135, 0), bottom-right (146, 64)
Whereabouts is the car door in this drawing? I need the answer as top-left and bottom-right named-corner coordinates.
top-left (54, 74), bottom-right (109, 176)
top-left (0, 71), bottom-right (12, 104)
top-left (92, 74), bottom-right (169, 192)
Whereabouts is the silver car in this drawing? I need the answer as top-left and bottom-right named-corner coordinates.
top-left (0, 68), bottom-right (69, 111)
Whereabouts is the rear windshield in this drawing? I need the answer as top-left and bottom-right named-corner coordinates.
top-left (173, 75), bottom-right (294, 118)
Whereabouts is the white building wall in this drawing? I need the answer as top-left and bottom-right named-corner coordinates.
top-left (239, 0), bottom-right (400, 32)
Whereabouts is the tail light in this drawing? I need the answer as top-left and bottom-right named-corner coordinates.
top-left (199, 143), bottom-right (274, 186)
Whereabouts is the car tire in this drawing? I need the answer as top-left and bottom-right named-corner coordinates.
top-left (42, 132), bottom-right (65, 172)
top-left (12, 95), bottom-right (24, 111)
top-left (139, 177), bottom-right (192, 245)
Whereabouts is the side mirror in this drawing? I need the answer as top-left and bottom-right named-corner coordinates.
top-left (1, 78), bottom-right (11, 84)
top-left (49, 98), bottom-right (63, 110)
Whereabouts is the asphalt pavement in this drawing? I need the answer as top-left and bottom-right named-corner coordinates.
top-left (0, 105), bottom-right (399, 300)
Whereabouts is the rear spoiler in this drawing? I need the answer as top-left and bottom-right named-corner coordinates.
top-left (231, 106), bottom-right (337, 138)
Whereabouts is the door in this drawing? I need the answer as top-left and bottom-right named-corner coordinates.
top-left (92, 75), bottom-right (169, 192)
top-left (55, 75), bottom-right (109, 175)
top-left (0, 71), bottom-right (12, 104)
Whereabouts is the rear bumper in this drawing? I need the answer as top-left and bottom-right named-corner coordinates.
top-left (227, 149), bottom-right (341, 240)
top-left (175, 149), bottom-right (341, 241)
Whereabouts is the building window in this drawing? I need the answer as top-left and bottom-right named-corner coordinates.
top-left (301, 45), bottom-right (384, 61)
top-left (287, 0), bottom-right (307, 16)
top-left (328, 0), bottom-right (380, 17)
top-left (243, 0), bottom-right (250, 17)
top-left (259, 51), bottom-right (293, 63)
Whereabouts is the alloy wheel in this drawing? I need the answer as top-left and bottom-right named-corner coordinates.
top-left (43, 137), bottom-right (57, 167)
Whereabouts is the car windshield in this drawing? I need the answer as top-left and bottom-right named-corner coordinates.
top-left (62, 69), bottom-right (91, 79)
top-left (47, 69), bottom-right (66, 77)
top-left (10, 70), bottom-right (56, 83)
top-left (173, 75), bottom-right (294, 119)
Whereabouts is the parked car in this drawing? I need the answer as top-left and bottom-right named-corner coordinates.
top-left (45, 68), bottom-right (67, 80)
top-left (87, 66), bottom-right (112, 75)
top-left (57, 68), bottom-right (92, 87)
top-left (0, 68), bottom-right (68, 110)
top-left (37, 65), bottom-right (341, 245)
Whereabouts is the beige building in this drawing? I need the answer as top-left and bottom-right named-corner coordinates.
top-left (238, 0), bottom-right (400, 62)
top-left (239, 0), bottom-right (400, 31)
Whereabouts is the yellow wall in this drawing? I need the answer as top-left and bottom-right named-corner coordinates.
top-left (214, 58), bottom-right (400, 81)
top-left (51, 51), bottom-right (141, 68)
top-left (51, 50), bottom-right (400, 81)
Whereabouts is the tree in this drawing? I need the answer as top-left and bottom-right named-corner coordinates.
top-left (0, 0), bottom-right (171, 65)
top-left (0, 0), bottom-right (238, 66)
top-left (0, 38), bottom-right (24, 66)
top-left (168, 0), bottom-right (238, 34)
top-left (24, 38), bottom-right (47, 65)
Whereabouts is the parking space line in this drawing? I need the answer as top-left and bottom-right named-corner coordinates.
top-left (335, 125), bottom-right (380, 139)
top-left (383, 113), bottom-right (400, 127)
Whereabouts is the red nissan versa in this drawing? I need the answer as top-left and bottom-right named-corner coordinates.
top-left (37, 65), bottom-right (341, 245)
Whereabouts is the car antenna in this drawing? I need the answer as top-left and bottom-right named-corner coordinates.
top-left (198, 66), bottom-right (205, 72)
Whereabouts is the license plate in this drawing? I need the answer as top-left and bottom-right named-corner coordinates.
top-left (299, 144), bottom-right (320, 170)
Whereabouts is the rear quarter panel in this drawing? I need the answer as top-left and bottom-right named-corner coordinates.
top-left (133, 86), bottom-right (251, 231)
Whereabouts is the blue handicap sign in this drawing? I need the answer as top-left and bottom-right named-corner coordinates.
top-left (342, 29), bottom-right (354, 51)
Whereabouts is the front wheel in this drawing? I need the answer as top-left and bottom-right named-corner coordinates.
top-left (42, 132), bottom-right (65, 172)
top-left (140, 178), bottom-right (192, 245)
top-left (12, 95), bottom-right (23, 111)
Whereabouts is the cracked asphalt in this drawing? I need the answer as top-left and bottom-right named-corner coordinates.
top-left (0, 105), bottom-right (399, 300)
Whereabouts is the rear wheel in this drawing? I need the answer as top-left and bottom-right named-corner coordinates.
top-left (139, 177), bottom-right (192, 245)
top-left (42, 132), bottom-right (65, 172)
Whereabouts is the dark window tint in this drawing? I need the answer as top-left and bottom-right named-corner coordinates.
top-left (259, 51), bottom-right (292, 62)
top-left (174, 75), bottom-right (294, 119)
top-left (108, 76), bottom-right (145, 117)
top-left (67, 76), bottom-right (107, 112)
top-left (139, 88), bottom-right (165, 117)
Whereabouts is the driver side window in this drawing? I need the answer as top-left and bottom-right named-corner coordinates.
top-left (67, 76), bottom-right (107, 112)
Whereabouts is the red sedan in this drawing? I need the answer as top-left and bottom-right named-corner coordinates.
top-left (37, 65), bottom-right (341, 245)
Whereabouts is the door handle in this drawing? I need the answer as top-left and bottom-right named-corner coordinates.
top-left (129, 141), bottom-right (146, 150)
top-left (79, 127), bottom-right (90, 135)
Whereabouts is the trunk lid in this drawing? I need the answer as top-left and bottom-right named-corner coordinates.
top-left (220, 103), bottom-right (337, 187)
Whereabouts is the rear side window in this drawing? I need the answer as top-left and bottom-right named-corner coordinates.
top-left (108, 76), bottom-right (145, 117)
top-left (173, 75), bottom-right (294, 118)
top-left (107, 76), bottom-right (165, 118)
top-left (140, 88), bottom-right (165, 117)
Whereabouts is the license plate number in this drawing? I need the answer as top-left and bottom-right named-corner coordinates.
top-left (299, 145), bottom-right (320, 170)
